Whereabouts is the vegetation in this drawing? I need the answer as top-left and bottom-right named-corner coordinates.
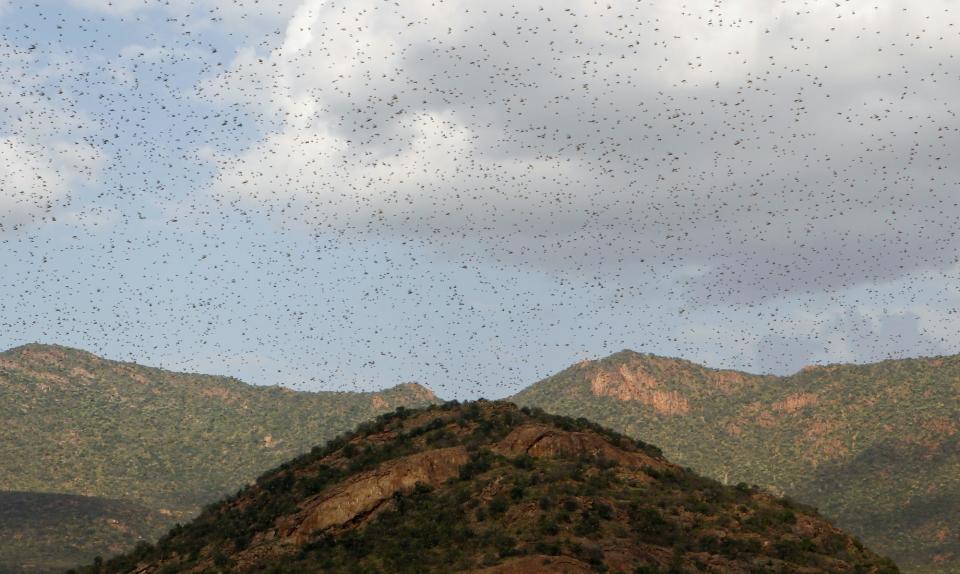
top-left (0, 491), bottom-right (167, 574)
top-left (75, 401), bottom-right (898, 574)
top-left (0, 344), bottom-right (437, 572)
top-left (3, 344), bottom-right (951, 572)
top-left (511, 350), bottom-right (960, 573)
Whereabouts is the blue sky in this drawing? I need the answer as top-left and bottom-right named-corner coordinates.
top-left (2, 0), bottom-right (959, 399)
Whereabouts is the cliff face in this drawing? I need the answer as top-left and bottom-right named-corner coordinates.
top-left (589, 366), bottom-right (690, 415)
top-left (79, 401), bottom-right (899, 574)
top-left (557, 351), bottom-right (771, 417)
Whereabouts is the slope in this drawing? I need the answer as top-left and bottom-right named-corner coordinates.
top-left (0, 343), bottom-right (438, 572)
top-left (0, 491), bottom-right (167, 574)
top-left (511, 350), bottom-right (960, 573)
top-left (74, 401), bottom-right (898, 574)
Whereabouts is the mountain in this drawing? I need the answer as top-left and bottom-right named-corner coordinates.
top-left (0, 344), bottom-right (438, 572)
top-left (73, 401), bottom-right (898, 574)
top-left (511, 350), bottom-right (960, 573)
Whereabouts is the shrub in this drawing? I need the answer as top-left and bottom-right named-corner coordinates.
top-left (574, 512), bottom-right (601, 537)
top-left (459, 450), bottom-right (494, 480)
top-left (594, 501), bottom-right (614, 520)
top-left (487, 496), bottom-right (509, 516)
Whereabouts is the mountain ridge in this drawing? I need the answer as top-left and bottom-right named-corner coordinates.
top-left (0, 343), bottom-right (437, 399)
top-left (3, 343), bottom-right (955, 572)
top-left (512, 349), bottom-right (960, 573)
top-left (557, 347), bottom-right (959, 385)
top-left (0, 344), bottom-right (439, 572)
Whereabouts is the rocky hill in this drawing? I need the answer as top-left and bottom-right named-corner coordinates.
top-left (512, 350), bottom-right (960, 573)
top-left (76, 401), bottom-right (898, 574)
top-left (0, 344), bottom-right (437, 572)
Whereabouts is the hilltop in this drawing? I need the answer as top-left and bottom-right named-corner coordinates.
top-left (0, 344), bottom-right (438, 572)
top-left (512, 350), bottom-right (960, 573)
top-left (75, 401), bottom-right (898, 574)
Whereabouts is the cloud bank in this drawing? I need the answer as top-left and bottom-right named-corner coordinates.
top-left (202, 0), bottom-right (960, 304)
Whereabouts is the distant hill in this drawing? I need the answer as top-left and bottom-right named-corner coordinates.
top-left (0, 344), bottom-right (438, 572)
top-left (0, 491), bottom-right (167, 574)
top-left (74, 401), bottom-right (899, 574)
top-left (512, 350), bottom-right (960, 573)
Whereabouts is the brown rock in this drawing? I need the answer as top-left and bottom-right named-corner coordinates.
top-left (772, 392), bottom-right (818, 413)
top-left (493, 424), bottom-right (668, 470)
top-left (589, 366), bottom-right (689, 415)
top-left (287, 446), bottom-right (469, 543)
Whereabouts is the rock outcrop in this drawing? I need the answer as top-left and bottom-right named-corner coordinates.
top-left (287, 446), bottom-right (469, 541)
top-left (589, 365), bottom-right (691, 415)
top-left (493, 424), bottom-right (669, 470)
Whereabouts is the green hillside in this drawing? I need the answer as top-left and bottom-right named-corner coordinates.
top-left (0, 491), bottom-right (167, 574)
top-left (512, 350), bottom-right (960, 573)
top-left (0, 344), bottom-right (438, 572)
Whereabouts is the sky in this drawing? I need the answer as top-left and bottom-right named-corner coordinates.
top-left (2, 0), bottom-right (959, 399)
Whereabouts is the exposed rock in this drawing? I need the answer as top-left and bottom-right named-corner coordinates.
top-left (391, 382), bottom-right (438, 402)
top-left (773, 392), bottom-right (818, 413)
top-left (589, 366), bottom-right (690, 415)
top-left (493, 424), bottom-right (669, 470)
top-left (201, 386), bottom-right (237, 401)
top-left (287, 446), bottom-right (469, 542)
top-left (923, 417), bottom-right (958, 436)
top-left (708, 370), bottom-right (759, 393)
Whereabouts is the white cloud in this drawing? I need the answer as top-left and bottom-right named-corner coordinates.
top-left (0, 138), bottom-right (67, 229)
top-left (0, 138), bottom-right (104, 231)
top-left (0, 45), bottom-right (106, 233)
top-left (66, 0), bottom-right (146, 15)
top-left (202, 0), bottom-right (960, 303)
